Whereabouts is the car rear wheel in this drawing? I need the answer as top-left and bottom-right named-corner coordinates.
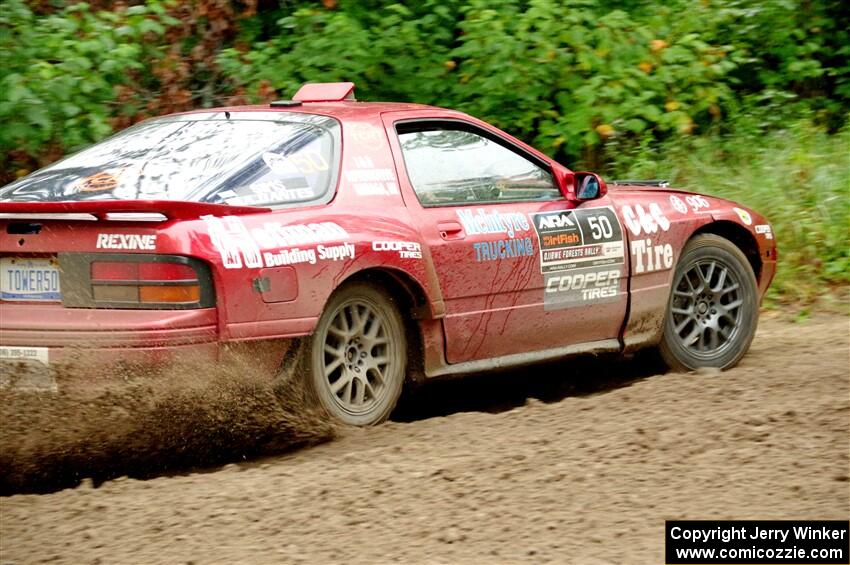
top-left (659, 234), bottom-right (759, 371)
top-left (303, 282), bottom-right (406, 426)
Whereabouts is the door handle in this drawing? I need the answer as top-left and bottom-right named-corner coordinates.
top-left (437, 221), bottom-right (465, 240)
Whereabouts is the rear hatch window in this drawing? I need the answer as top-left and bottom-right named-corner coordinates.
top-left (0, 112), bottom-right (341, 208)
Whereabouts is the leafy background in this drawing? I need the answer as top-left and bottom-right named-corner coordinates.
top-left (1, 0), bottom-right (847, 303)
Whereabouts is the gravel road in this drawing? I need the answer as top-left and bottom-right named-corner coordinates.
top-left (1, 313), bottom-right (848, 564)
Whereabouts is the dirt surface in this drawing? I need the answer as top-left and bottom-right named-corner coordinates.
top-left (1, 313), bottom-right (848, 564)
top-left (0, 369), bottom-right (336, 496)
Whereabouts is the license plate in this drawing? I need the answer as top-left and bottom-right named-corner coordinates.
top-left (0, 257), bottom-right (61, 301)
top-left (0, 346), bottom-right (56, 392)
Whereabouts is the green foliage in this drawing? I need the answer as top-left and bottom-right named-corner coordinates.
top-left (607, 118), bottom-right (850, 304)
top-left (218, 1), bottom-right (461, 104)
top-left (219, 0), bottom-right (739, 165)
top-left (0, 0), bottom-right (173, 174)
top-left (1, 0), bottom-right (847, 301)
top-left (699, 0), bottom-right (850, 128)
top-left (449, 1), bottom-right (736, 164)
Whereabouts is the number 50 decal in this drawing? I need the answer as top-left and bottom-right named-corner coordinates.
top-left (586, 214), bottom-right (614, 240)
top-left (289, 151), bottom-right (329, 174)
top-left (531, 206), bottom-right (626, 274)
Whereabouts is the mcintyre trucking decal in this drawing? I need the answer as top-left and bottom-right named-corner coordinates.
top-left (456, 208), bottom-right (534, 263)
top-left (531, 207), bottom-right (626, 310)
top-left (202, 215), bottom-right (352, 269)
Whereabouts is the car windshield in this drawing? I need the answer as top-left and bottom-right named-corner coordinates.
top-left (0, 112), bottom-right (341, 208)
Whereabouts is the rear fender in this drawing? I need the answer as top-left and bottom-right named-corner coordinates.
top-left (193, 210), bottom-right (444, 342)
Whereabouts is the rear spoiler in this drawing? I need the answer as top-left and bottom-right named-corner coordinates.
top-left (0, 200), bottom-right (270, 222)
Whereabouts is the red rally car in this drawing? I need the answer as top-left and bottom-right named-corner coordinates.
top-left (0, 82), bottom-right (776, 425)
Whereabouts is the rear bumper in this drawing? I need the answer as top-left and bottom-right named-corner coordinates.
top-left (0, 303), bottom-right (219, 345)
top-left (0, 304), bottom-right (292, 389)
top-left (0, 303), bottom-right (220, 369)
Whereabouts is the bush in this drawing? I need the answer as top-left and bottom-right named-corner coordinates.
top-left (0, 1), bottom-right (174, 176)
top-left (606, 118), bottom-right (850, 304)
top-left (1, 0), bottom-right (847, 301)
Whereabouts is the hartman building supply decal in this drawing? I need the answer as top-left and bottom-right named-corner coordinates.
top-left (202, 215), bottom-right (351, 269)
top-left (530, 207), bottom-right (625, 274)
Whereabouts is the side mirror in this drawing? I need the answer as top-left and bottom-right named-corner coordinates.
top-left (554, 168), bottom-right (607, 202)
top-left (574, 171), bottom-right (607, 201)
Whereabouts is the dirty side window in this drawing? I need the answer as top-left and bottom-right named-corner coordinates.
top-left (396, 125), bottom-right (559, 207)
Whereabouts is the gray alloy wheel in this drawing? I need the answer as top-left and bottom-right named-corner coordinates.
top-left (659, 234), bottom-right (759, 371)
top-left (307, 282), bottom-right (406, 426)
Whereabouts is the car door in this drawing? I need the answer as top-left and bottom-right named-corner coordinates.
top-left (383, 113), bottom-right (628, 364)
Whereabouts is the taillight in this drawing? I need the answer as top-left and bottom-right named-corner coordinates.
top-left (91, 261), bottom-right (138, 280)
top-left (139, 285), bottom-right (201, 303)
top-left (54, 254), bottom-right (214, 309)
top-left (90, 259), bottom-right (202, 305)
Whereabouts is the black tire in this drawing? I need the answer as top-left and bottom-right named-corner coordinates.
top-left (659, 234), bottom-right (759, 371)
top-left (299, 281), bottom-right (406, 426)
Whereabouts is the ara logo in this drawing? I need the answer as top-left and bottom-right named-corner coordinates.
top-left (537, 212), bottom-right (575, 230)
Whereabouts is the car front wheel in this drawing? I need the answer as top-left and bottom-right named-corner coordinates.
top-left (303, 282), bottom-right (406, 426)
top-left (659, 234), bottom-right (759, 371)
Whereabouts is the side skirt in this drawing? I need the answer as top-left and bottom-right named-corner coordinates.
top-left (424, 338), bottom-right (622, 379)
